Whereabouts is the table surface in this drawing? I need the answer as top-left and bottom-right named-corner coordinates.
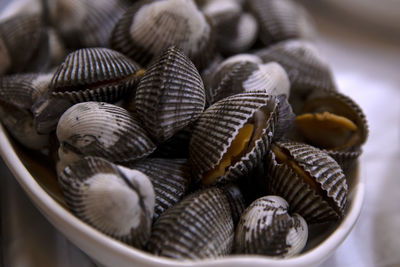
top-left (1, 2), bottom-right (400, 267)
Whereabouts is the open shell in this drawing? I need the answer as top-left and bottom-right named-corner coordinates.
top-left (128, 158), bottom-right (191, 221)
top-left (147, 186), bottom-right (234, 259)
top-left (267, 141), bottom-right (348, 223)
top-left (247, 0), bottom-right (314, 46)
top-left (110, 0), bottom-right (215, 70)
top-left (296, 89), bottom-right (369, 173)
top-left (58, 156), bottom-right (155, 248)
top-left (235, 195), bottom-right (308, 257)
top-left (56, 102), bottom-right (156, 168)
top-left (189, 91), bottom-right (280, 186)
top-left (134, 46), bottom-right (205, 143)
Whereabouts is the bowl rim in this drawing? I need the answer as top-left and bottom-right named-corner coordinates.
top-left (0, 123), bottom-right (365, 267)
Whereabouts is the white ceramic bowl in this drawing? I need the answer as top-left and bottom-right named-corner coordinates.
top-left (0, 123), bottom-right (364, 267)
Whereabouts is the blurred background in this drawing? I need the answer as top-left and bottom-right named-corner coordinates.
top-left (1, 0), bottom-right (400, 266)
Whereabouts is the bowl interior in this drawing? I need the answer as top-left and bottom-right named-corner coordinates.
top-left (0, 124), bottom-right (364, 267)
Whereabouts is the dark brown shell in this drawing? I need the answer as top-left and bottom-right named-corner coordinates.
top-left (128, 158), bottom-right (191, 221)
top-left (134, 46), bottom-right (205, 143)
top-left (267, 141), bottom-right (348, 223)
top-left (247, 0), bottom-right (314, 46)
top-left (147, 187), bottom-right (234, 259)
top-left (110, 0), bottom-right (215, 70)
top-left (189, 91), bottom-right (280, 185)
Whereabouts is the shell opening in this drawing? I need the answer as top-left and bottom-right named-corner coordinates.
top-left (202, 109), bottom-right (268, 185)
top-left (271, 144), bottom-right (322, 195)
top-left (295, 111), bottom-right (359, 150)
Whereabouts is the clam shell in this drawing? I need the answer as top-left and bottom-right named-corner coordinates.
top-left (56, 102), bottom-right (156, 166)
top-left (208, 61), bottom-right (290, 105)
top-left (50, 47), bottom-right (142, 103)
top-left (0, 14), bottom-right (51, 74)
top-left (110, 0), bottom-right (215, 70)
top-left (0, 73), bottom-right (52, 149)
top-left (58, 156), bottom-right (155, 248)
top-left (267, 141), bottom-right (348, 223)
top-left (220, 183), bottom-right (246, 226)
top-left (189, 91), bottom-right (280, 186)
top-left (255, 39), bottom-right (337, 113)
top-left (247, 0), bottom-right (314, 45)
top-left (48, 0), bottom-right (128, 48)
top-left (235, 195), bottom-right (308, 257)
top-left (134, 46), bottom-right (205, 143)
top-left (147, 187), bottom-right (234, 259)
top-left (33, 47), bottom-right (143, 133)
top-left (128, 158), bottom-right (191, 221)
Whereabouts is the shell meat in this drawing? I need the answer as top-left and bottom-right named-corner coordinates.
top-left (110, 0), bottom-right (215, 70)
top-left (247, 0), bottom-right (314, 46)
top-left (147, 186), bottom-right (234, 259)
top-left (56, 102), bottom-right (156, 170)
top-left (33, 47), bottom-right (143, 133)
top-left (267, 140), bottom-right (348, 223)
top-left (128, 158), bottom-right (191, 221)
top-left (235, 195), bottom-right (308, 257)
top-left (295, 89), bottom-right (369, 173)
top-left (58, 156), bottom-right (155, 248)
top-left (189, 91), bottom-right (281, 186)
top-left (133, 46), bottom-right (205, 143)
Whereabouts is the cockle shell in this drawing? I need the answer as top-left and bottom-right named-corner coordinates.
top-left (0, 73), bottom-right (52, 149)
top-left (255, 39), bottom-right (337, 114)
top-left (56, 102), bottom-right (156, 169)
top-left (33, 47), bottom-right (143, 133)
top-left (48, 0), bottom-right (129, 48)
top-left (58, 156), bottom-right (155, 248)
top-left (208, 60), bottom-right (290, 105)
top-left (128, 158), bottom-right (191, 221)
top-left (0, 13), bottom-right (64, 74)
top-left (235, 195), bottom-right (308, 257)
top-left (147, 186), bottom-right (234, 259)
top-left (221, 183), bottom-right (246, 226)
top-left (110, 0), bottom-right (215, 70)
top-left (189, 92), bottom-right (281, 186)
top-left (267, 141), bottom-right (348, 223)
top-left (296, 89), bottom-right (369, 173)
top-left (133, 46), bottom-right (205, 143)
top-left (247, 0), bottom-right (314, 46)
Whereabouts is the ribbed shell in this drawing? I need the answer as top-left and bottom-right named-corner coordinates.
top-left (301, 89), bottom-right (369, 148)
top-left (50, 47), bottom-right (142, 103)
top-left (128, 158), bottom-right (191, 221)
top-left (56, 102), bottom-right (156, 164)
top-left (247, 0), bottom-right (314, 45)
top-left (0, 14), bottom-right (48, 74)
top-left (255, 40), bottom-right (337, 113)
top-left (327, 147), bottom-right (361, 176)
top-left (147, 187), bottom-right (234, 259)
top-left (189, 91), bottom-right (279, 185)
top-left (221, 183), bottom-right (246, 226)
top-left (48, 0), bottom-right (128, 48)
top-left (0, 73), bottom-right (51, 109)
top-left (58, 156), bottom-right (155, 248)
top-left (0, 73), bottom-right (52, 149)
top-left (134, 46), bottom-right (205, 143)
top-left (209, 61), bottom-right (290, 105)
top-left (234, 195), bottom-right (308, 257)
top-left (267, 141), bottom-right (348, 223)
top-left (110, 0), bottom-right (215, 70)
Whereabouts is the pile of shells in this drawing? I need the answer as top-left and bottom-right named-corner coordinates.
top-left (0, 0), bottom-right (368, 261)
